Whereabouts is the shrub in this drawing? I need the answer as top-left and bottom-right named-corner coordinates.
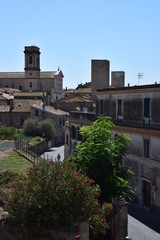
top-left (22, 119), bottom-right (56, 140)
top-left (22, 119), bottom-right (39, 136)
top-left (6, 160), bottom-right (112, 235)
top-left (0, 126), bottom-right (17, 139)
top-left (39, 119), bottom-right (56, 140)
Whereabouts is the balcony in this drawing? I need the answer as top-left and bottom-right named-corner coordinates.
top-left (69, 111), bottom-right (97, 123)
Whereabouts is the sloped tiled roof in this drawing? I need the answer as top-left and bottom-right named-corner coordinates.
top-left (14, 92), bottom-right (43, 99)
top-left (61, 95), bottom-right (92, 103)
top-left (0, 71), bottom-right (61, 79)
top-left (32, 103), bottom-right (69, 116)
top-left (0, 72), bottom-right (24, 78)
top-left (40, 71), bottom-right (57, 78)
top-left (12, 99), bottom-right (42, 112)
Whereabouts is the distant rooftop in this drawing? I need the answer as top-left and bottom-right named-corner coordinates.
top-left (0, 71), bottom-right (61, 79)
top-left (32, 103), bottom-right (69, 116)
top-left (97, 83), bottom-right (160, 92)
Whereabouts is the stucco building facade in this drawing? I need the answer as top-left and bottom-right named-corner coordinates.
top-left (96, 84), bottom-right (160, 213)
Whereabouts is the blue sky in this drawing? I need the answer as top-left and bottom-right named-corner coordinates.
top-left (0, 0), bottom-right (160, 89)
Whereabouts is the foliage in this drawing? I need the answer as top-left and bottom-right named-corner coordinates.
top-left (22, 118), bottom-right (56, 140)
top-left (6, 160), bottom-right (112, 235)
top-left (0, 126), bottom-right (18, 139)
top-left (29, 136), bottom-right (43, 145)
top-left (39, 119), bottom-right (56, 140)
top-left (70, 116), bottom-right (133, 202)
top-left (22, 118), bottom-right (39, 137)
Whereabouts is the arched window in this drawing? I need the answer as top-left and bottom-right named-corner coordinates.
top-left (29, 56), bottom-right (32, 64)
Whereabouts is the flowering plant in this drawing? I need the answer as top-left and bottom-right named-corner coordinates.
top-left (6, 160), bottom-right (112, 235)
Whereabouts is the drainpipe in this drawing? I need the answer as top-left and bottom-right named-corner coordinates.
top-left (139, 157), bottom-right (142, 205)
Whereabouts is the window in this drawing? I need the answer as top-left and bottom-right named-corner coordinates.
top-left (19, 86), bottom-right (22, 90)
top-left (144, 98), bottom-right (150, 118)
top-left (99, 99), bottom-right (104, 114)
top-left (77, 127), bottom-right (82, 141)
top-left (30, 82), bottom-right (32, 88)
top-left (35, 110), bottom-right (38, 116)
top-left (144, 139), bottom-right (149, 158)
top-left (71, 126), bottom-right (76, 139)
top-left (59, 118), bottom-right (62, 127)
top-left (118, 99), bottom-right (122, 116)
top-left (29, 56), bottom-right (32, 64)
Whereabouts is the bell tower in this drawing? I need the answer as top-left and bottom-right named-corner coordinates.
top-left (24, 46), bottom-right (41, 91)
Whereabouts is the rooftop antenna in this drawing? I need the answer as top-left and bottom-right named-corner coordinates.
top-left (138, 73), bottom-right (143, 85)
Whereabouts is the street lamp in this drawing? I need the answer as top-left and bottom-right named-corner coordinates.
top-left (57, 153), bottom-right (61, 162)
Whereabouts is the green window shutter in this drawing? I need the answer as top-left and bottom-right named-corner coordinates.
top-left (100, 99), bottom-right (104, 114)
top-left (144, 98), bottom-right (150, 118)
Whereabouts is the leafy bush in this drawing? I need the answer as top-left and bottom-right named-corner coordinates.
top-left (22, 119), bottom-right (56, 140)
top-left (6, 160), bottom-right (112, 235)
top-left (0, 126), bottom-right (17, 139)
top-left (22, 119), bottom-right (39, 137)
top-left (39, 119), bottom-right (56, 140)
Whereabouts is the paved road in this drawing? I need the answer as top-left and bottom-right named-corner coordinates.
top-left (0, 140), bottom-right (14, 151)
top-left (41, 145), bottom-right (64, 161)
top-left (128, 203), bottom-right (160, 240)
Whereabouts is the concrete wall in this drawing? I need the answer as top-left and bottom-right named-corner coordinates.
top-left (0, 221), bottom-right (89, 240)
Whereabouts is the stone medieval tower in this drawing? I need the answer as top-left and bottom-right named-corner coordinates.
top-left (91, 59), bottom-right (110, 96)
top-left (24, 46), bottom-right (41, 91)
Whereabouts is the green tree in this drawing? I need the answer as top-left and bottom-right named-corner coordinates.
top-left (22, 118), bottom-right (39, 136)
top-left (71, 117), bottom-right (133, 202)
top-left (22, 119), bottom-right (56, 140)
top-left (39, 119), bottom-right (56, 140)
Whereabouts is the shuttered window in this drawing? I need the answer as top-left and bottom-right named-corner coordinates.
top-left (144, 98), bottom-right (150, 118)
top-left (100, 99), bottom-right (104, 114)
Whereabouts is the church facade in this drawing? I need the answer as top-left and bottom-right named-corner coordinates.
top-left (0, 46), bottom-right (64, 100)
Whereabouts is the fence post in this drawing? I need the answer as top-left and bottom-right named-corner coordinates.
top-left (112, 195), bottom-right (128, 240)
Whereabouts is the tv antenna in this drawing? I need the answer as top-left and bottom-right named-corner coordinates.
top-left (138, 73), bottom-right (144, 85)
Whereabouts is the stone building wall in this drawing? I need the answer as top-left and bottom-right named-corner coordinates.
top-left (91, 59), bottom-right (110, 95)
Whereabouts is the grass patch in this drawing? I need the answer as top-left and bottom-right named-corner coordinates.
top-left (0, 152), bottom-right (32, 174)
top-left (29, 136), bottom-right (43, 145)
top-left (0, 152), bottom-right (32, 202)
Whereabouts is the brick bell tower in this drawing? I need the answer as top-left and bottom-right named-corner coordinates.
top-left (24, 46), bottom-right (41, 91)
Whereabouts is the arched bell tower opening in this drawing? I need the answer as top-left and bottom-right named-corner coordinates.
top-left (24, 46), bottom-right (41, 91)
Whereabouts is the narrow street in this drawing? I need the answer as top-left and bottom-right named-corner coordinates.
top-left (0, 140), bottom-right (14, 152)
top-left (128, 203), bottom-right (160, 240)
top-left (41, 145), bottom-right (64, 161)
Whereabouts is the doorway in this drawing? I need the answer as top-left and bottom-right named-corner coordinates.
top-left (142, 180), bottom-right (151, 208)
